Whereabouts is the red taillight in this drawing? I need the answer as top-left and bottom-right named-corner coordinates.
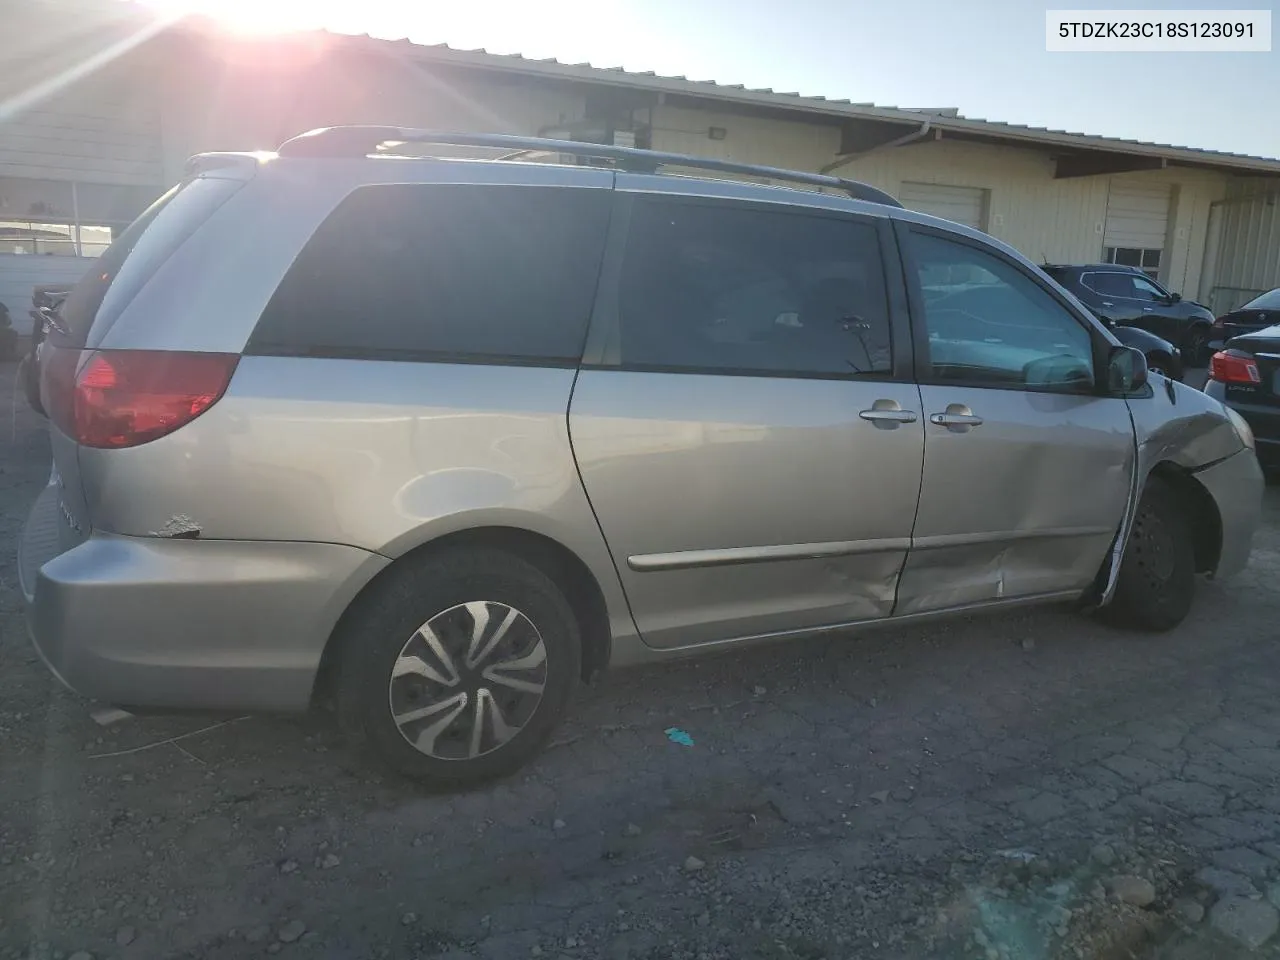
top-left (48, 349), bottom-right (239, 448)
top-left (1208, 349), bottom-right (1261, 385)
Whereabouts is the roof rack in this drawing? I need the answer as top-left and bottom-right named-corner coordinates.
top-left (276, 126), bottom-right (903, 208)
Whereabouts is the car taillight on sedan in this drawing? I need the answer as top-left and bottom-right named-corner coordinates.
top-left (44, 347), bottom-right (239, 448)
top-left (1208, 349), bottom-right (1261, 385)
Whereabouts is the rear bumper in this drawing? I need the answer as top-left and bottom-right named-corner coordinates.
top-left (20, 498), bottom-right (386, 712)
top-left (1194, 449), bottom-right (1264, 580)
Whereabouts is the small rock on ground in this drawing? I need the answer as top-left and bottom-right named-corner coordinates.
top-left (1090, 843), bottom-right (1116, 867)
top-left (1175, 898), bottom-right (1205, 924)
top-left (683, 855), bottom-right (705, 873)
top-left (1108, 875), bottom-right (1156, 907)
top-left (115, 925), bottom-right (136, 946)
top-left (277, 920), bottom-right (306, 943)
top-left (1211, 896), bottom-right (1280, 949)
top-left (623, 823), bottom-right (642, 837)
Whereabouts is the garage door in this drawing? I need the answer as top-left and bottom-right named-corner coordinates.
top-left (1103, 182), bottom-right (1171, 276)
top-left (899, 182), bottom-right (987, 230)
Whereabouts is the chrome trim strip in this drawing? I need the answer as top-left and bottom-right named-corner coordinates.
top-left (627, 537), bottom-right (911, 572)
top-left (912, 526), bottom-right (1114, 550)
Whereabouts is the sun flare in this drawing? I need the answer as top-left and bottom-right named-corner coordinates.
top-left (130, 0), bottom-right (331, 35)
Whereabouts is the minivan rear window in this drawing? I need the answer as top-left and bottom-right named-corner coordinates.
top-left (52, 176), bottom-right (244, 348)
top-left (247, 184), bottom-right (612, 364)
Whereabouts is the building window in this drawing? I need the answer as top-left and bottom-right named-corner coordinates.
top-left (0, 176), bottom-right (156, 259)
top-left (0, 221), bottom-right (115, 257)
top-left (1104, 246), bottom-right (1161, 279)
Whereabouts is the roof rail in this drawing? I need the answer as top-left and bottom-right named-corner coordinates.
top-left (276, 126), bottom-right (903, 208)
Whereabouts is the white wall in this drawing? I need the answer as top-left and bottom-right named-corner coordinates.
top-left (647, 105), bottom-right (1229, 296)
top-left (0, 254), bottom-right (91, 334)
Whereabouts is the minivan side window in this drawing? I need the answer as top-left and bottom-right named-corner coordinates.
top-left (615, 198), bottom-right (893, 376)
top-left (908, 231), bottom-right (1095, 391)
top-left (249, 184), bottom-right (611, 363)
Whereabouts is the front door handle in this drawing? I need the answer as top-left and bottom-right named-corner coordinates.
top-left (929, 403), bottom-right (984, 431)
top-left (1142, 307), bottom-right (1154, 312)
top-left (859, 400), bottom-right (918, 428)
top-left (859, 408), bottom-right (918, 423)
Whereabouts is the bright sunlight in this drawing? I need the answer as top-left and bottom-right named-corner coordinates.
top-left (131, 0), bottom-right (354, 35)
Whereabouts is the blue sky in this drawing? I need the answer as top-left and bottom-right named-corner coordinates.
top-left (139, 0), bottom-right (1280, 158)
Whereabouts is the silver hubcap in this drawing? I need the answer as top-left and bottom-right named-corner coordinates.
top-left (388, 601), bottom-right (548, 761)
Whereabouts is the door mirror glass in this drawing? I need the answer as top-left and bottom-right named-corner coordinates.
top-left (1108, 345), bottom-right (1149, 393)
top-left (1169, 292), bottom-right (1182, 303)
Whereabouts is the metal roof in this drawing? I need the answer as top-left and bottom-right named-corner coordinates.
top-left (73, 2), bottom-right (1280, 176)
top-left (268, 29), bottom-right (1280, 175)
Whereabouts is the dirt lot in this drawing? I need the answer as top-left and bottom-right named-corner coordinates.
top-left (3, 359), bottom-right (1280, 960)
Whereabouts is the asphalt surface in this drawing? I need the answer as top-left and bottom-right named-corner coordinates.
top-left (3, 360), bottom-right (1280, 960)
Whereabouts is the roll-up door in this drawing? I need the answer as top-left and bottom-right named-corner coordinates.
top-left (899, 182), bottom-right (987, 231)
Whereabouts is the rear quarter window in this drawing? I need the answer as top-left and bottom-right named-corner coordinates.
top-left (248, 184), bottom-right (612, 364)
top-left (53, 177), bottom-right (243, 348)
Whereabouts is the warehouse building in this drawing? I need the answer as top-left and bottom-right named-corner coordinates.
top-left (3, 0), bottom-right (1279, 332)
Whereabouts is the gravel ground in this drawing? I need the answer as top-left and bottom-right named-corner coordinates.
top-left (3, 359), bottom-right (1280, 960)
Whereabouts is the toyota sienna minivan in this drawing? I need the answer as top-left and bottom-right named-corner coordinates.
top-left (18, 127), bottom-right (1263, 786)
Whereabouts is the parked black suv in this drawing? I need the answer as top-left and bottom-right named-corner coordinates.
top-left (1043, 264), bottom-right (1215, 365)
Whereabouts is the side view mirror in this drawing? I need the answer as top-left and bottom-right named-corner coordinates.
top-left (1167, 292), bottom-right (1182, 304)
top-left (1108, 344), bottom-right (1149, 394)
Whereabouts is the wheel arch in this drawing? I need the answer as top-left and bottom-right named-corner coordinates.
top-left (1147, 461), bottom-right (1222, 574)
top-left (312, 525), bottom-right (615, 707)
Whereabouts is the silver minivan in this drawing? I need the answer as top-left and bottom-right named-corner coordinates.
top-left (18, 128), bottom-right (1263, 786)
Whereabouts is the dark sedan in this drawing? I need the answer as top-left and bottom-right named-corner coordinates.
top-left (1108, 324), bottom-right (1183, 381)
top-left (1211, 287), bottom-right (1280, 350)
top-left (1204, 325), bottom-right (1280, 477)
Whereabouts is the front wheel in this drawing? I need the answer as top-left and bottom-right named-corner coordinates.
top-left (335, 547), bottom-right (582, 787)
top-left (1103, 480), bottom-right (1195, 632)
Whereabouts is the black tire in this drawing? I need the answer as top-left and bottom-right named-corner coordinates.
top-left (1104, 480), bottom-right (1195, 632)
top-left (1145, 351), bottom-right (1173, 380)
top-left (1184, 326), bottom-right (1210, 367)
top-left (335, 547), bottom-right (581, 787)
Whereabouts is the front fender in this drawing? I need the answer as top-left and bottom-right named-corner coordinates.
top-left (1097, 379), bottom-right (1250, 604)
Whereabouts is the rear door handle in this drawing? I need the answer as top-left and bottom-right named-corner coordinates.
top-left (1142, 307), bottom-right (1154, 312)
top-left (929, 413), bottom-right (983, 426)
top-left (929, 403), bottom-right (983, 431)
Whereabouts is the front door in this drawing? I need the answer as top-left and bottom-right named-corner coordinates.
top-left (894, 225), bottom-right (1135, 616)
top-left (569, 191), bottom-right (924, 649)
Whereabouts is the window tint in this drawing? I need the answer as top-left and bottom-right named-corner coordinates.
top-left (1243, 289), bottom-right (1280, 311)
top-left (616, 198), bottom-right (892, 376)
top-left (910, 232), bottom-right (1094, 391)
top-left (1130, 276), bottom-right (1166, 301)
top-left (1083, 272), bottom-right (1132, 299)
top-left (251, 185), bottom-right (611, 362)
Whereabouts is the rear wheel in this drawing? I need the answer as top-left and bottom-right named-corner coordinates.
top-left (1184, 326), bottom-right (1210, 367)
top-left (1104, 479), bottom-right (1195, 632)
top-left (335, 547), bottom-right (581, 787)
